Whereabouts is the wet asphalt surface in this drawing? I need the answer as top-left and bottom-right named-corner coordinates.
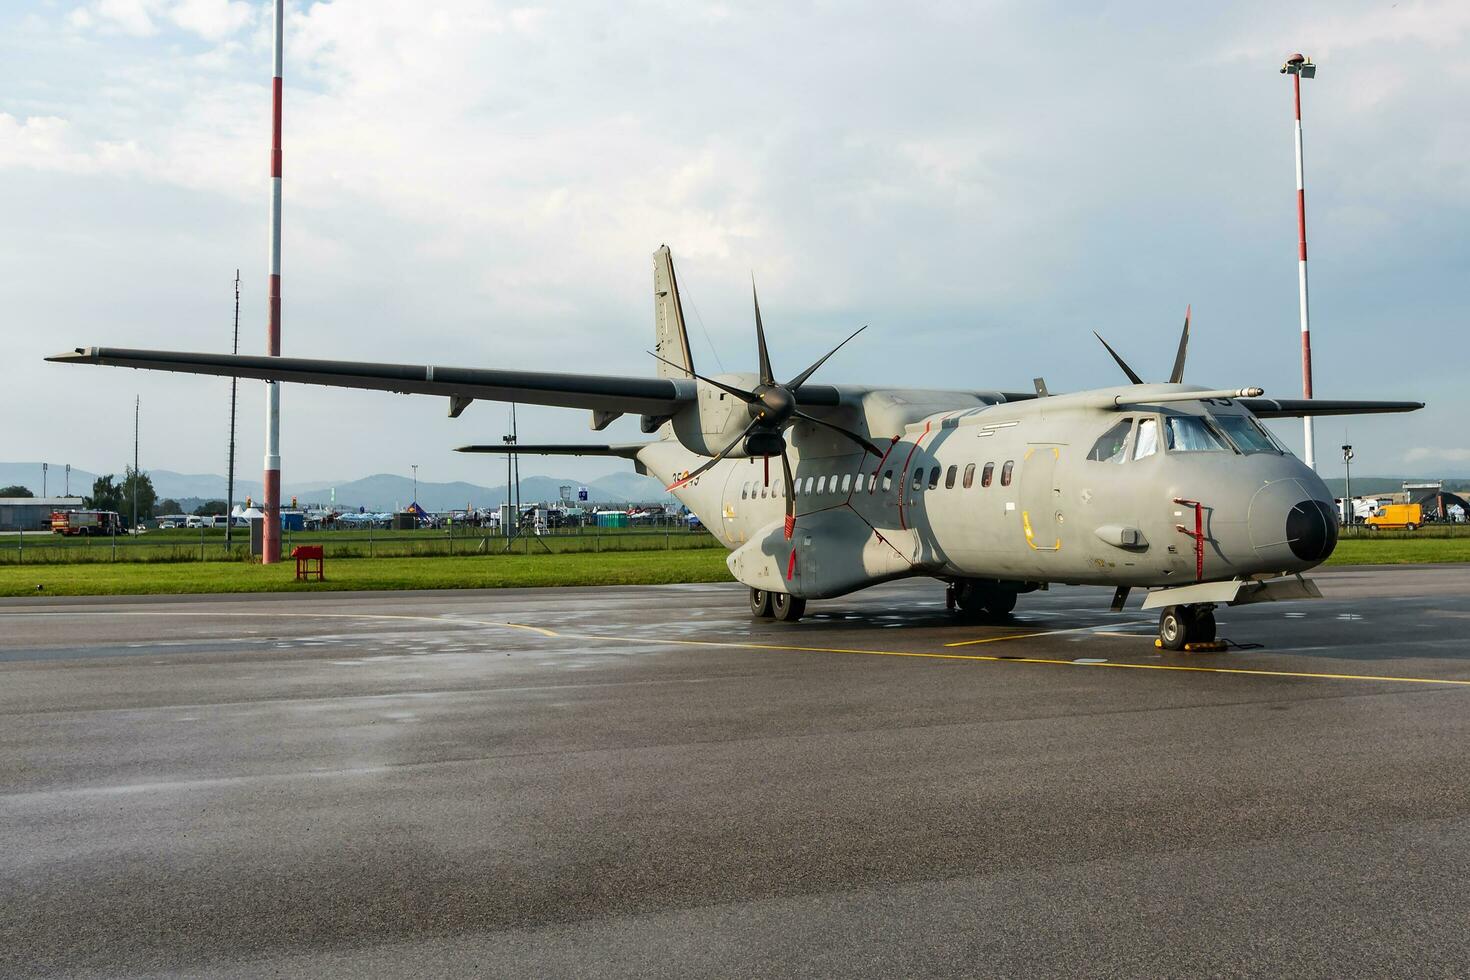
top-left (3, 565), bottom-right (1470, 978)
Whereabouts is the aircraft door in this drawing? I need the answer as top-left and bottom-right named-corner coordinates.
top-left (1020, 445), bottom-right (1062, 552)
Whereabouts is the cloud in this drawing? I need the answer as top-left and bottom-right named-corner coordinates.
top-left (68, 0), bottom-right (254, 41)
top-left (2, 0), bottom-right (1467, 483)
top-left (1405, 448), bottom-right (1470, 464)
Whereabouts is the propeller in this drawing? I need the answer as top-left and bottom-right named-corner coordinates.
top-left (1094, 305), bottom-right (1192, 385)
top-left (656, 280), bottom-right (878, 539)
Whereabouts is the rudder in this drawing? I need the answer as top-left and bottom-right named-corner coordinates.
top-left (652, 245), bottom-right (694, 380)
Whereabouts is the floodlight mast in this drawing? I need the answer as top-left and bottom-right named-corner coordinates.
top-left (1281, 52), bottom-right (1317, 469)
top-left (262, 0), bottom-right (284, 562)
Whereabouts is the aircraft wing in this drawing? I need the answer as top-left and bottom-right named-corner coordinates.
top-left (1239, 398), bottom-right (1425, 418)
top-left (47, 346), bottom-right (696, 416)
top-left (456, 443), bottom-right (646, 459)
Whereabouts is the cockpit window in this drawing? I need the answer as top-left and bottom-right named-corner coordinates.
top-left (1212, 414), bottom-right (1284, 455)
top-left (1087, 418), bottom-right (1133, 463)
top-left (1133, 418), bottom-right (1159, 460)
top-left (1165, 415), bottom-right (1229, 452)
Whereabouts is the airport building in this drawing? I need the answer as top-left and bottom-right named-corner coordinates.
top-left (0, 497), bottom-right (85, 532)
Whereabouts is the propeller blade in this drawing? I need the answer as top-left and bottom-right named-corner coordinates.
top-left (666, 417), bottom-right (760, 491)
top-left (1093, 332), bottom-right (1145, 385)
top-left (781, 449), bottom-right (796, 539)
top-left (1168, 304), bottom-right (1191, 385)
top-left (786, 325), bottom-right (867, 392)
top-left (646, 350), bottom-right (756, 403)
top-left (751, 278), bottom-right (774, 388)
top-left (793, 410), bottom-right (883, 457)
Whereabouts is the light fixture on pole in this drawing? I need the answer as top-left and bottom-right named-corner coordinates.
top-left (1342, 444), bottom-right (1354, 527)
top-left (42, 462), bottom-right (47, 498)
top-left (411, 464), bottom-right (418, 506)
top-left (1280, 52), bottom-right (1318, 469)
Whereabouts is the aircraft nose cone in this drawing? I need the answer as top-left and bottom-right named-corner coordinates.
top-left (1248, 479), bottom-right (1337, 567)
top-left (1285, 498), bottom-right (1338, 562)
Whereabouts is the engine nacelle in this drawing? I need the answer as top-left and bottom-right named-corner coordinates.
top-left (743, 430), bottom-right (785, 457)
top-left (668, 374), bottom-right (762, 457)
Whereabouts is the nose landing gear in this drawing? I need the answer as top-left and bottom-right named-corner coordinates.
top-left (1156, 603), bottom-right (1218, 651)
top-left (749, 587), bottom-right (806, 622)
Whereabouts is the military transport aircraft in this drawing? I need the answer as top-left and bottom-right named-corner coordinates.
top-left (49, 247), bottom-right (1422, 648)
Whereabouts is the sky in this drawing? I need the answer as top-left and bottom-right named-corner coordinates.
top-left (2, 0), bottom-right (1467, 488)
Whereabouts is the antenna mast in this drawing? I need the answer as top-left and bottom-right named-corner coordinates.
top-left (227, 269), bottom-right (240, 548)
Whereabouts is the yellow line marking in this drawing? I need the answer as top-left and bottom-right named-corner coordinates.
top-left (19, 610), bottom-right (1470, 689)
top-left (944, 620), bottom-right (1151, 647)
top-left (544, 630), bottom-right (1470, 688)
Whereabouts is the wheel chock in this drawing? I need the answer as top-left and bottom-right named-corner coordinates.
top-left (1154, 639), bottom-right (1229, 654)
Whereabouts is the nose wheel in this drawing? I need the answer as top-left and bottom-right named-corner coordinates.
top-left (750, 587), bottom-right (806, 622)
top-left (1157, 603), bottom-right (1217, 651)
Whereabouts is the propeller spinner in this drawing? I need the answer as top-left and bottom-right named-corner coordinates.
top-left (655, 281), bottom-right (880, 539)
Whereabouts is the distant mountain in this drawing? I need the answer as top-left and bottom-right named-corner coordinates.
top-left (0, 462), bottom-right (667, 510)
top-left (304, 472), bottom-right (670, 511)
top-left (0, 463), bottom-right (99, 497)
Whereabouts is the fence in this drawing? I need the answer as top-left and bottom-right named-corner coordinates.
top-left (0, 523), bottom-right (723, 565)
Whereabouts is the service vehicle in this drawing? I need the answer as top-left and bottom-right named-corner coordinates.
top-left (50, 510), bottom-right (123, 536)
top-left (1366, 503), bottom-right (1422, 531)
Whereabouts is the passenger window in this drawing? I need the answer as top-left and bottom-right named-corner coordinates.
top-left (1133, 418), bottom-right (1159, 460)
top-left (1087, 418), bottom-right (1133, 463)
top-left (882, 470), bottom-right (893, 492)
top-left (962, 463), bottom-right (975, 489)
top-left (804, 476), bottom-right (815, 496)
top-left (927, 466), bottom-right (941, 490)
top-left (1001, 460), bottom-right (1014, 486)
top-left (911, 469), bottom-right (923, 491)
top-left (945, 465), bottom-right (958, 489)
top-left (981, 462), bottom-right (994, 488)
top-left (760, 483), bottom-right (768, 498)
top-left (840, 474), bottom-right (852, 493)
top-left (816, 475), bottom-right (827, 494)
top-left (867, 472), bottom-right (877, 493)
top-left (741, 482), bottom-right (749, 500)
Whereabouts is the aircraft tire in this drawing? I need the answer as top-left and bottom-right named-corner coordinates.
top-left (1190, 608), bottom-right (1217, 644)
top-left (749, 588), bottom-right (774, 619)
top-left (771, 593), bottom-right (806, 623)
top-left (986, 590), bottom-right (1018, 616)
top-left (1158, 605), bottom-right (1193, 651)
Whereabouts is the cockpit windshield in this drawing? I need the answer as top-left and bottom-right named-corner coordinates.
top-left (1165, 415), bottom-right (1229, 452)
top-left (1211, 413), bottom-right (1286, 455)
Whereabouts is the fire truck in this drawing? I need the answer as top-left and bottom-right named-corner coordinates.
top-left (50, 510), bottom-right (124, 536)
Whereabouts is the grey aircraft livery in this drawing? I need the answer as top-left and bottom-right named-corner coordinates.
top-left (49, 247), bottom-right (1422, 649)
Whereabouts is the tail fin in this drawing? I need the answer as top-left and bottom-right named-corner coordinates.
top-left (652, 245), bottom-right (695, 380)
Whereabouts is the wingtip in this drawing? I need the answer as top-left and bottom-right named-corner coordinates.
top-left (45, 347), bottom-right (95, 363)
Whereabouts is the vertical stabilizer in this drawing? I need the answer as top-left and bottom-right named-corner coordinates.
top-left (652, 245), bottom-right (694, 379)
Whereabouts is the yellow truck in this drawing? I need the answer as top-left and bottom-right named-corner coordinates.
top-left (1366, 503), bottom-right (1422, 531)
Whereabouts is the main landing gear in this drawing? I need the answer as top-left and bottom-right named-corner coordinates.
top-left (1156, 603), bottom-right (1217, 651)
top-left (947, 580), bottom-right (1019, 619)
top-left (749, 588), bottom-right (806, 623)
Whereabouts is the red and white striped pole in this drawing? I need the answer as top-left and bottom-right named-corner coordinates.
top-left (1283, 53), bottom-right (1317, 469)
top-left (263, 0), bottom-right (284, 562)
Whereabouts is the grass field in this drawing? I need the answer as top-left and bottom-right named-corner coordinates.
top-left (0, 549), bottom-right (734, 597)
top-left (0, 536), bottom-right (1462, 599)
top-left (0, 526), bottom-right (722, 565)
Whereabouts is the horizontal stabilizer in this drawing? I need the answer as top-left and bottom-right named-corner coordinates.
top-left (1240, 398), bottom-right (1424, 418)
top-left (455, 443), bottom-right (645, 459)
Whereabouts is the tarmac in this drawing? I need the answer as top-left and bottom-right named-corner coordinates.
top-left (3, 565), bottom-right (1470, 978)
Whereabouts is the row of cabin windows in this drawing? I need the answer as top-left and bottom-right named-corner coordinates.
top-left (739, 460), bottom-right (1014, 500)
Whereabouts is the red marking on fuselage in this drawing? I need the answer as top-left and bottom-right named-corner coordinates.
top-left (895, 420), bottom-right (939, 531)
